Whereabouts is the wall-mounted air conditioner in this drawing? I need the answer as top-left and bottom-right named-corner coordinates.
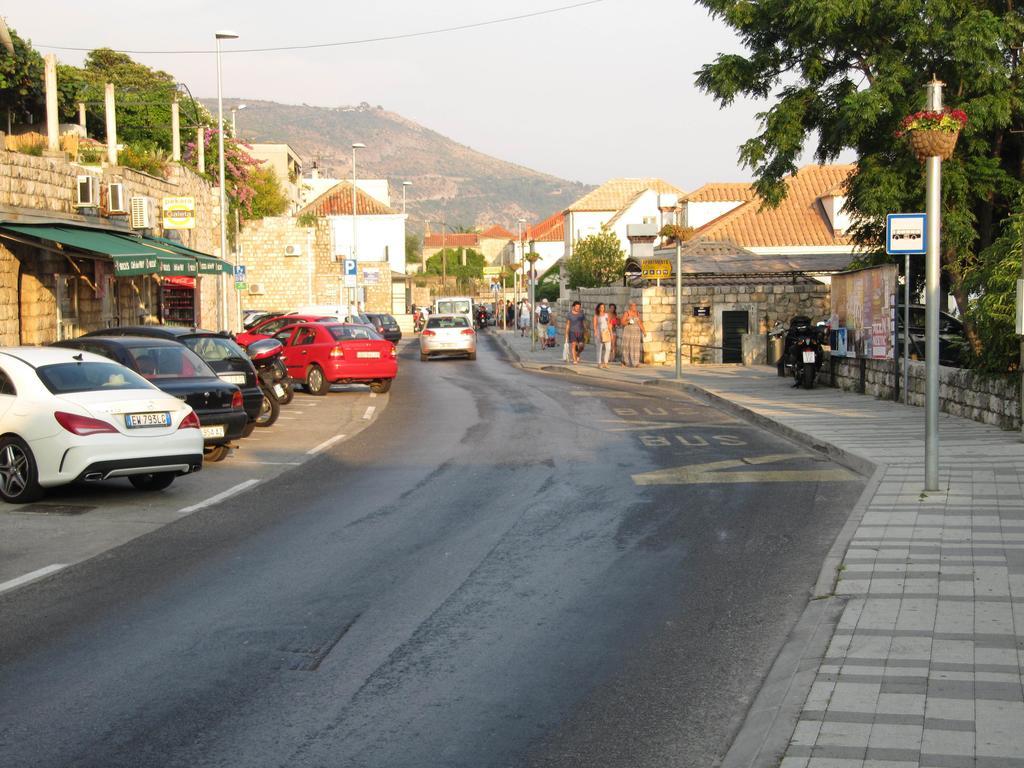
top-left (248, 283), bottom-right (266, 295)
top-left (284, 244), bottom-right (303, 257)
top-left (129, 196), bottom-right (152, 229)
top-left (106, 183), bottom-right (127, 214)
top-left (75, 175), bottom-right (99, 208)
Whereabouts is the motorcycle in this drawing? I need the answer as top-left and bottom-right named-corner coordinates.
top-left (246, 338), bottom-right (293, 427)
top-left (474, 305), bottom-right (489, 330)
top-left (770, 315), bottom-right (825, 389)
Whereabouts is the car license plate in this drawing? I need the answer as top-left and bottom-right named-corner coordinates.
top-left (356, 351), bottom-right (380, 359)
top-left (125, 412), bottom-right (171, 428)
top-left (201, 425), bottom-right (226, 439)
top-left (802, 350), bottom-right (816, 363)
top-left (273, 383), bottom-right (285, 398)
top-left (218, 373), bottom-right (247, 385)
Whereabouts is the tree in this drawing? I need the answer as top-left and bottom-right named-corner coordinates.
top-left (565, 231), bottom-right (625, 288)
top-left (424, 247), bottom-right (485, 292)
top-left (405, 233), bottom-right (422, 263)
top-left (694, 1), bottom-right (1024, 370)
top-left (244, 166), bottom-right (290, 220)
top-left (0, 26), bottom-right (44, 124)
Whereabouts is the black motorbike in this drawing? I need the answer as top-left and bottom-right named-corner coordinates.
top-left (474, 305), bottom-right (489, 330)
top-left (770, 315), bottom-right (825, 389)
top-left (246, 338), bottom-right (293, 427)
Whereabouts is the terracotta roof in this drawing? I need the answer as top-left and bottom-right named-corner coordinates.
top-left (528, 212), bottom-right (564, 242)
top-left (695, 164), bottom-right (856, 248)
top-left (479, 225), bottom-right (514, 240)
top-left (297, 181), bottom-right (397, 217)
top-left (423, 232), bottom-right (480, 248)
top-left (684, 182), bottom-right (756, 203)
top-left (565, 178), bottom-right (685, 212)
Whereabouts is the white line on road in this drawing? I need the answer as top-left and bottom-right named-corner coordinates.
top-left (177, 479), bottom-right (260, 515)
top-left (307, 434), bottom-right (347, 455)
top-left (363, 406), bottom-right (376, 420)
top-left (0, 563), bottom-right (69, 594)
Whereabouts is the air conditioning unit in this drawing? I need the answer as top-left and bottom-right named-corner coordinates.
top-left (248, 283), bottom-right (266, 295)
top-left (284, 243), bottom-right (303, 257)
top-left (129, 196), bottom-right (153, 229)
top-left (106, 183), bottom-right (127, 214)
top-left (75, 175), bottom-right (99, 208)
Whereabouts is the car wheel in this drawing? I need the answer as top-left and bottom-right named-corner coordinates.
top-left (467, 351), bottom-right (477, 361)
top-left (307, 365), bottom-right (330, 396)
top-left (255, 391), bottom-right (280, 427)
top-left (369, 379), bottom-right (392, 394)
top-left (0, 436), bottom-right (44, 504)
top-left (420, 352), bottom-right (429, 362)
top-left (204, 444), bottom-right (231, 462)
top-left (128, 472), bottom-right (176, 492)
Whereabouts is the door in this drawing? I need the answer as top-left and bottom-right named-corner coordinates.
top-left (722, 311), bottom-right (748, 364)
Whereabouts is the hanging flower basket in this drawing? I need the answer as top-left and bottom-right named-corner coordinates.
top-left (896, 108), bottom-right (967, 162)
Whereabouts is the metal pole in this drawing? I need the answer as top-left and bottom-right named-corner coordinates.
top-left (924, 79), bottom-right (943, 491)
top-left (351, 146), bottom-right (358, 308)
top-left (529, 258), bottom-right (536, 352)
top-left (216, 39), bottom-right (228, 331)
top-left (675, 240), bottom-right (682, 379)
top-left (904, 252), bottom-right (911, 405)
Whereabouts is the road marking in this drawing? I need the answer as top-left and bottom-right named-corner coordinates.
top-left (363, 406), bottom-right (376, 420)
top-left (570, 390), bottom-right (647, 399)
top-left (0, 563), bottom-right (69, 594)
top-left (599, 419), bottom-right (692, 432)
top-left (307, 434), bottom-right (347, 455)
top-left (177, 479), bottom-right (260, 514)
top-left (632, 453), bottom-right (857, 486)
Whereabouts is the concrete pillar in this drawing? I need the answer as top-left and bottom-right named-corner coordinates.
top-left (44, 54), bottom-right (59, 152)
top-left (104, 83), bottom-right (117, 166)
top-left (77, 102), bottom-right (86, 133)
top-left (171, 98), bottom-right (181, 162)
top-left (196, 126), bottom-right (205, 173)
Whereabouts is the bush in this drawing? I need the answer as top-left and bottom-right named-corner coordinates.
top-left (119, 142), bottom-right (168, 177)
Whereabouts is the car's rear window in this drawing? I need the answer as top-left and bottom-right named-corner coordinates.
top-left (36, 362), bottom-right (154, 394)
top-left (427, 316), bottom-right (469, 329)
top-left (182, 335), bottom-right (247, 362)
top-left (328, 325), bottom-right (383, 341)
top-left (126, 345), bottom-right (215, 379)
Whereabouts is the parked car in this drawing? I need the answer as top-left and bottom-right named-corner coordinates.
top-left (273, 322), bottom-right (397, 395)
top-left (53, 337), bottom-right (248, 462)
top-left (0, 347), bottom-right (203, 503)
top-left (419, 314), bottom-right (477, 361)
top-left (84, 326), bottom-right (263, 434)
top-left (234, 314), bottom-right (334, 348)
top-left (242, 309), bottom-right (277, 329)
top-left (895, 304), bottom-right (967, 367)
top-left (364, 312), bottom-right (402, 343)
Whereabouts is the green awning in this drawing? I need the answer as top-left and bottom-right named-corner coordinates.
top-left (146, 235), bottom-right (232, 275)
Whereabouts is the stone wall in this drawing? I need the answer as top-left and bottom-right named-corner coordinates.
top-left (828, 356), bottom-right (1022, 430)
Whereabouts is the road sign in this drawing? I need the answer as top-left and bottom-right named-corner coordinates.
top-left (483, 266), bottom-right (502, 276)
top-left (886, 213), bottom-right (927, 255)
top-left (343, 258), bottom-right (357, 288)
top-left (233, 265), bottom-right (246, 290)
top-left (642, 259), bottom-right (673, 279)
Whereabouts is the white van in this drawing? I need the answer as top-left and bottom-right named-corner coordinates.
top-left (434, 296), bottom-right (473, 324)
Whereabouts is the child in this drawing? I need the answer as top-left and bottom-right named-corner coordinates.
top-left (546, 320), bottom-right (558, 348)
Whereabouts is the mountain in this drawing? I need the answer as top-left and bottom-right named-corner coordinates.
top-left (201, 99), bottom-right (592, 232)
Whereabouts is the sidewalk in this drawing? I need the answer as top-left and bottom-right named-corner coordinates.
top-left (491, 328), bottom-right (1024, 768)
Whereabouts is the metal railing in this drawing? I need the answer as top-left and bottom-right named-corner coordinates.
top-left (682, 342), bottom-right (743, 365)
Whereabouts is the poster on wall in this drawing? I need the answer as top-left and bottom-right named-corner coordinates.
top-left (829, 264), bottom-right (898, 360)
top-left (162, 197), bottom-right (196, 230)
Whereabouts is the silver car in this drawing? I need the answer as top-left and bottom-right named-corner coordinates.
top-left (419, 314), bottom-right (477, 361)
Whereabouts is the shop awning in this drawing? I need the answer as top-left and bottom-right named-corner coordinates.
top-left (0, 224), bottom-right (198, 277)
top-left (145, 235), bottom-right (233, 275)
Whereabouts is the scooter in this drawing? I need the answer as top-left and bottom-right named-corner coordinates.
top-left (770, 316), bottom-right (825, 389)
top-left (246, 338), bottom-right (293, 427)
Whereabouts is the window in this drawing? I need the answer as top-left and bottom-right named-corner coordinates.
top-left (273, 329), bottom-right (295, 344)
top-left (182, 335), bottom-right (246, 363)
top-left (329, 325), bottom-right (376, 340)
top-left (36, 362), bottom-right (152, 394)
top-left (0, 367), bottom-right (15, 396)
top-left (427, 316), bottom-right (469, 329)
top-left (295, 328), bottom-right (318, 346)
top-left (126, 345), bottom-right (213, 379)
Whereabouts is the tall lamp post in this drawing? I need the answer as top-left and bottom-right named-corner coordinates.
top-left (215, 30), bottom-right (238, 332)
top-left (526, 250), bottom-right (540, 352)
top-left (401, 180), bottom-right (412, 214)
top-left (923, 79), bottom-right (944, 491)
top-left (351, 142), bottom-right (365, 308)
top-left (230, 103), bottom-right (246, 137)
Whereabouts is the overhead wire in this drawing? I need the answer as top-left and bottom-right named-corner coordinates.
top-left (36, 0), bottom-right (608, 55)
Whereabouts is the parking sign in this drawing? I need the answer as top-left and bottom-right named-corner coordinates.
top-left (233, 265), bottom-right (247, 290)
top-left (344, 258), bottom-right (357, 288)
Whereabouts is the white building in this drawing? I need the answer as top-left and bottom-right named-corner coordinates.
top-left (525, 212), bottom-right (565, 278)
top-left (301, 172), bottom-right (392, 210)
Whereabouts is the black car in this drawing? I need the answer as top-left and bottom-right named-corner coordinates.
top-left (85, 326), bottom-right (262, 433)
top-left (895, 304), bottom-right (967, 367)
top-left (364, 312), bottom-right (402, 343)
top-left (52, 337), bottom-right (248, 461)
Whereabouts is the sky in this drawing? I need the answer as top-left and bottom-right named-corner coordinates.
top-left (15, 0), bottom-right (795, 191)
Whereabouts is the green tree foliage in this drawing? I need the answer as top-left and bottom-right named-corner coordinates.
top-left (695, 1), bottom-right (1024, 370)
top-left (244, 166), bottom-right (290, 220)
top-left (0, 26), bottom-right (44, 122)
top-left (405, 233), bottom-right (422, 263)
top-left (535, 261), bottom-right (561, 302)
top-left (424, 247), bottom-right (485, 280)
top-left (565, 231), bottom-right (625, 288)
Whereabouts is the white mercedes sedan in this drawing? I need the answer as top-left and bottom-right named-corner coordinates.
top-left (0, 347), bottom-right (204, 503)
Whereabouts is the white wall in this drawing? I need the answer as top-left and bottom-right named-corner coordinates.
top-left (330, 214), bottom-right (407, 274)
top-left (529, 240), bottom-right (564, 278)
top-left (684, 200), bottom-right (745, 228)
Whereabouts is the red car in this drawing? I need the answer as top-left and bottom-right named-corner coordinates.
top-left (274, 322), bottom-right (397, 395)
top-left (235, 314), bottom-right (333, 348)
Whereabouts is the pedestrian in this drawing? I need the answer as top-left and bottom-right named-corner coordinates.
top-left (608, 303), bottom-right (620, 362)
top-left (535, 298), bottom-right (552, 334)
top-left (518, 298), bottom-right (532, 337)
top-left (506, 300), bottom-right (515, 328)
top-left (564, 300), bottom-right (586, 364)
top-left (593, 303), bottom-right (612, 368)
top-left (620, 301), bottom-right (645, 367)
top-left (546, 318), bottom-right (558, 348)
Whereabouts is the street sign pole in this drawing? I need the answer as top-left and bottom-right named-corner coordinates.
top-left (675, 240), bottom-right (682, 379)
top-left (905, 252), bottom-right (911, 405)
top-left (924, 78), bottom-right (943, 491)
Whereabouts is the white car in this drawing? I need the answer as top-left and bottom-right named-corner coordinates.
top-left (419, 314), bottom-right (477, 361)
top-left (0, 347), bottom-right (204, 504)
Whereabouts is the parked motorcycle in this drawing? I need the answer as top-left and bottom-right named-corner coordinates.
top-left (246, 338), bottom-right (293, 427)
top-left (770, 316), bottom-right (826, 389)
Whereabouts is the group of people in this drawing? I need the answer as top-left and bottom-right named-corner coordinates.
top-left (560, 300), bottom-right (645, 368)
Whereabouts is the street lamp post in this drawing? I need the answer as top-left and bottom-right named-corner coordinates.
top-left (924, 79), bottom-right (943, 491)
top-left (402, 181), bottom-right (412, 214)
top-left (230, 103), bottom-right (246, 137)
top-left (351, 142), bottom-right (365, 308)
top-left (215, 30), bottom-right (238, 332)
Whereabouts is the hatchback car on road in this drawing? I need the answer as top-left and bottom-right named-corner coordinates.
top-left (364, 313), bottom-right (402, 343)
top-left (0, 347), bottom-right (203, 503)
top-left (274, 322), bottom-right (397, 395)
top-left (234, 314), bottom-right (333, 348)
top-left (419, 314), bottom-right (477, 361)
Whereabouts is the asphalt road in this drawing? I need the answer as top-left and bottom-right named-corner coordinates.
top-left (0, 334), bottom-right (864, 768)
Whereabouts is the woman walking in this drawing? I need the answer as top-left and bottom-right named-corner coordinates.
top-left (593, 303), bottom-right (612, 368)
top-left (608, 303), bottom-right (620, 362)
top-left (620, 301), bottom-right (645, 367)
top-left (564, 300), bottom-right (586, 365)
